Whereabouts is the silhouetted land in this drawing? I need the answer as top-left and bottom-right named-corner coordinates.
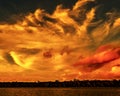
top-left (0, 80), bottom-right (120, 87)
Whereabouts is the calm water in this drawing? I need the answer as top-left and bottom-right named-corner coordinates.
top-left (0, 88), bottom-right (119, 96)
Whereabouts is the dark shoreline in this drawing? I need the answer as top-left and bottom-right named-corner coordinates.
top-left (0, 80), bottom-right (120, 88)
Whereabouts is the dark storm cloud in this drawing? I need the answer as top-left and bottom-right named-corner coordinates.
top-left (0, 0), bottom-right (119, 27)
top-left (1, 0), bottom-right (120, 23)
top-left (0, 0), bottom-right (77, 23)
top-left (93, 0), bottom-right (120, 20)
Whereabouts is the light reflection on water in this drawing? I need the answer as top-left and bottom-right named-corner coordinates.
top-left (0, 88), bottom-right (119, 96)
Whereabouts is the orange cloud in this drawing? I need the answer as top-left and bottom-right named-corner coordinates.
top-left (73, 46), bottom-right (120, 72)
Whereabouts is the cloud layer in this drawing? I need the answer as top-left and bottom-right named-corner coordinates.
top-left (0, 0), bottom-right (120, 81)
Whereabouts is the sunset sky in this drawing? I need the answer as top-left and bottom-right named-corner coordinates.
top-left (0, 0), bottom-right (120, 81)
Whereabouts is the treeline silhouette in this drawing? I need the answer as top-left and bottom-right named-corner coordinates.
top-left (0, 79), bottom-right (120, 87)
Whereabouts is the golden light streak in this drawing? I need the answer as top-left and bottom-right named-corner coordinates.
top-left (10, 51), bottom-right (35, 69)
top-left (113, 18), bottom-right (120, 28)
top-left (112, 66), bottom-right (120, 73)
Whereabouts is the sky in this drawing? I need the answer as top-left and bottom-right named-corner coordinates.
top-left (0, 0), bottom-right (120, 81)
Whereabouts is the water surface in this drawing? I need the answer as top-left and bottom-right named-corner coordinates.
top-left (0, 88), bottom-right (119, 96)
